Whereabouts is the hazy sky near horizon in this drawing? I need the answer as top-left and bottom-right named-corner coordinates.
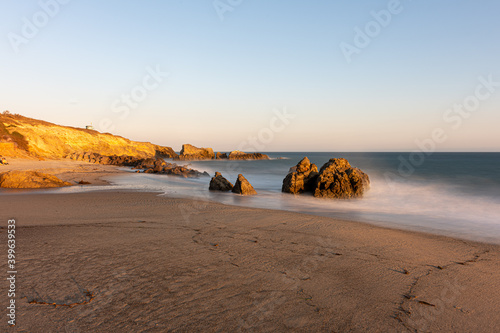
top-left (1, 0), bottom-right (499, 152)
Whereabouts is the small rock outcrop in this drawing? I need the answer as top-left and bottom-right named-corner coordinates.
top-left (0, 171), bottom-right (72, 188)
top-left (282, 157), bottom-right (370, 199)
top-left (163, 165), bottom-right (209, 177)
top-left (0, 156), bottom-right (8, 165)
top-left (313, 158), bottom-right (370, 199)
top-left (133, 158), bottom-right (209, 178)
top-left (282, 157), bottom-right (318, 194)
top-left (227, 151), bottom-right (270, 160)
top-left (209, 172), bottom-right (233, 191)
top-left (231, 174), bottom-right (257, 195)
top-left (215, 152), bottom-right (228, 159)
top-left (154, 146), bottom-right (177, 159)
top-left (175, 144), bottom-right (214, 160)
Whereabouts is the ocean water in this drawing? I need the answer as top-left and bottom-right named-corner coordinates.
top-left (11, 153), bottom-right (500, 244)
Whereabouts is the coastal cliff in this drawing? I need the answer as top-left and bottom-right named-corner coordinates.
top-left (0, 112), bottom-right (177, 159)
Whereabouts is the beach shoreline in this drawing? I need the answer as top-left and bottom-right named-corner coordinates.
top-left (1, 188), bottom-right (499, 331)
top-left (2, 157), bottom-right (500, 246)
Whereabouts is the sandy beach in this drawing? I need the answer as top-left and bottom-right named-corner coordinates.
top-left (1, 160), bottom-right (499, 332)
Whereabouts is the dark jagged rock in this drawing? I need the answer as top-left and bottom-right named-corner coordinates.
top-left (215, 152), bottom-right (228, 159)
top-left (209, 172), bottom-right (233, 191)
top-left (282, 157), bottom-right (318, 194)
top-left (175, 144), bottom-right (214, 160)
top-left (227, 150), bottom-right (270, 160)
top-left (66, 152), bottom-right (208, 178)
top-left (160, 164), bottom-right (209, 178)
top-left (137, 159), bottom-right (209, 178)
top-left (66, 152), bottom-right (144, 166)
top-left (232, 174), bottom-right (257, 195)
top-left (313, 158), bottom-right (370, 199)
top-left (134, 157), bottom-right (162, 170)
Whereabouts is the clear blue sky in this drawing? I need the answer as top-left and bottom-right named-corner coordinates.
top-left (1, 0), bottom-right (499, 151)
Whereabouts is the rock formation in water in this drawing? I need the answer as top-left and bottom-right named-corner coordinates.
top-left (313, 158), bottom-right (370, 199)
top-left (227, 150), bottom-right (270, 160)
top-left (175, 144), bottom-right (214, 160)
top-left (282, 157), bottom-right (318, 194)
top-left (282, 157), bottom-right (370, 199)
top-left (212, 151), bottom-right (270, 160)
top-left (134, 157), bottom-right (209, 178)
top-left (231, 174), bottom-right (257, 195)
top-left (0, 112), bottom-right (177, 159)
top-left (215, 152), bottom-right (228, 159)
top-left (209, 172), bottom-right (233, 191)
top-left (0, 170), bottom-right (72, 188)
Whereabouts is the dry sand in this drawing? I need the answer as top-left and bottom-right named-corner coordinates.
top-left (1, 187), bottom-right (499, 332)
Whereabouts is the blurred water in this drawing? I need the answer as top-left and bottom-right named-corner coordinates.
top-left (116, 152), bottom-right (500, 243)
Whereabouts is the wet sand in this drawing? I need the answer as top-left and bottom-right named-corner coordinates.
top-left (1, 189), bottom-right (499, 332)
